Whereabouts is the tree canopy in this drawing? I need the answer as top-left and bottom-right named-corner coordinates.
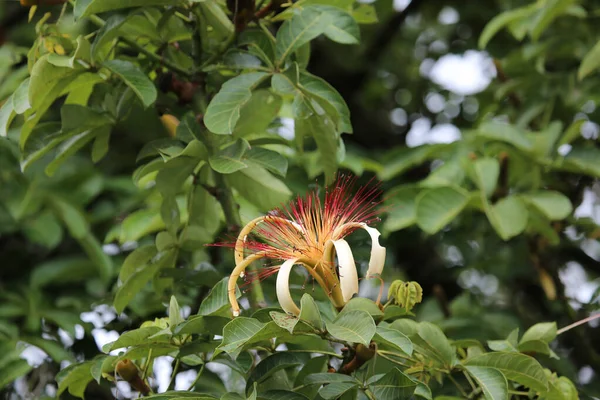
top-left (0, 0), bottom-right (599, 399)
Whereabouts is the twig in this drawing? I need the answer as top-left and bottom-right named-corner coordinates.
top-left (376, 351), bottom-right (408, 367)
top-left (447, 374), bottom-right (468, 398)
top-left (71, 2), bottom-right (193, 78)
top-left (463, 370), bottom-right (477, 392)
top-left (557, 313), bottom-right (600, 335)
top-left (167, 359), bottom-right (180, 391)
top-left (285, 349), bottom-right (344, 359)
top-left (187, 363), bottom-right (206, 390)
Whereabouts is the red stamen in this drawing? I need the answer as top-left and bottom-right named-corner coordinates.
top-left (210, 174), bottom-right (383, 263)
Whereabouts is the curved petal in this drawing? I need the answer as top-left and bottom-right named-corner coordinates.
top-left (235, 217), bottom-right (303, 278)
top-left (229, 253), bottom-right (268, 317)
top-left (276, 258), bottom-right (301, 315)
top-left (360, 223), bottom-right (386, 278)
top-left (332, 239), bottom-right (359, 303)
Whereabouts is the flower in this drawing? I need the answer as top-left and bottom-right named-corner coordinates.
top-left (226, 175), bottom-right (386, 317)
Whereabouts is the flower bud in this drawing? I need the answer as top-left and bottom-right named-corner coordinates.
top-left (160, 114), bottom-right (179, 138)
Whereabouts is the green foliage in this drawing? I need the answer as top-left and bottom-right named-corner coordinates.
top-left (0, 0), bottom-right (597, 398)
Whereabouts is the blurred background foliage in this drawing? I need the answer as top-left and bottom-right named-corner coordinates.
top-left (0, 0), bottom-right (599, 398)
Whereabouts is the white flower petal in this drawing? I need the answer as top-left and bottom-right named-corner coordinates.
top-left (276, 258), bottom-right (301, 316)
top-left (360, 223), bottom-right (386, 278)
top-left (332, 239), bottom-right (359, 302)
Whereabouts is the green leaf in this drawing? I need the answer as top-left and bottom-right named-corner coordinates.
top-left (22, 56), bottom-right (79, 147)
top-left (169, 295), bottom-right (183, 327)
top-left (486, 196), bottom-right (528, 240)
top-left (199, 278), bottom-right (241, 316)
top-left (174, 315), bottom-right (229, 336)
top-left (579, 39), bottom-right (600, 80)
top-left (464, 352), bottom-right (548, 392)
top-left (270, 311), bottom-right (300, 333)
top-left (226, 165), bottom-right (291, 210)
top-left (91, 15), bottom-right (128, 62)
top-left (103, 326), bottom-right (163, 352)
top-left (161, 195), bottom-right (181, 235)
top-left (478, 6), bottom-right (537, 48)
top-left (316, 5), bottom-right (360, 44)
top-left (189, 183), bottom-right (221, 234)
top-left (415, 322), bottom-right (455, 367)
top-left (325, 310), bottom-right (376, 346)
top-left (464, 366), bottom-right (509, 400)
top-left (259, 390), bottom-right (310, 400)
top-left (204, 72), bottom-right (270, 135)
top-left (298, 293), bottom-right (324, 331)
top-left (530, 0), bottom-right (575, 41)
top-left (247, 352), bottom-right (303, 390)
top-left (472, 158), bottom-right (500, 198)
top-left (234, 89), bottom-right (282, 136)
top-left (209, 138), bottom-right (251, 173)
top-left (342, 298), bottom-right (383, 319)
top-left (414, 382), bottom-right (432, 400)
top-left (521, 192), bottom-right (572, 220)
top-left (296, 113), bottom-right (339, 184)
top-left (369, 368), bottom-right (417, 400)
top-left (48, 196), bottom-right (88, 239)
top-left (119, 244), bottom-right (158, 283)
top-left (304, 373), bottom-right (357, 385)
top-left (520, 322), bottom-right (557, 344)
top-left (384, 187), bottom-right (419, 232)
top-left (76, 233), bottom-right (113, 282)
top-left (299, 72), bottom-right (352, 133)
top-left (28, 56), bottom-right (75, 111)
top-left (275, 7), bottom-right (330, 64)
top-left (319, 382), bottom-right (359, 399)
top-left (416, 187), bottom-right (469, 234)
top-left (113, 250), bottom-right (176, 313)
top-left (48, 36), bottom-right (91, 69)
top-left (74, 0), bottom-right (184, 18)
top-left (558, 119), bottom-right (585, 147)
top-left (22, 336), bottom-right (74, 362)
top-left (0, 93), bottom-right (16, 137)
top-left (30, 257), bottom-right (96, 288)
top-left (217, 317), bottom-right (267, 357)
top-left (517, 340), bottom-right (557, 358)
top-left (45, 128), bottom-right (101, 176)
top-left (103, 60), bottom-right (157, 107)
top-left (476, 121), bottom-right (533, 153)
top-left (374, 326), bottom-right (413, 355)
top-left (12, 78), bottom-right (30, 114)
top-left (244, 148), bottom-right (288, 177)
top-left (56, 362), bottom-right (94, 398)
top-left (561, 146), bottom-right (600, 177)
top-left (0, 359), bottom-right (33, 388)
top-left (420, 159), bottom-right (465, 188)
top-left (378, 145), bottom-right (447, 181)
top-left (197, 1), bottom-right (234, 39)
top-left (91, 129), bottom-right (111, 162)
top-left (61, 104), bottom-right (114, 133)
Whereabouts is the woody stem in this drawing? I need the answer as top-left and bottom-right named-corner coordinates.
top-left (197, 130), bottom-right (266, 308)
